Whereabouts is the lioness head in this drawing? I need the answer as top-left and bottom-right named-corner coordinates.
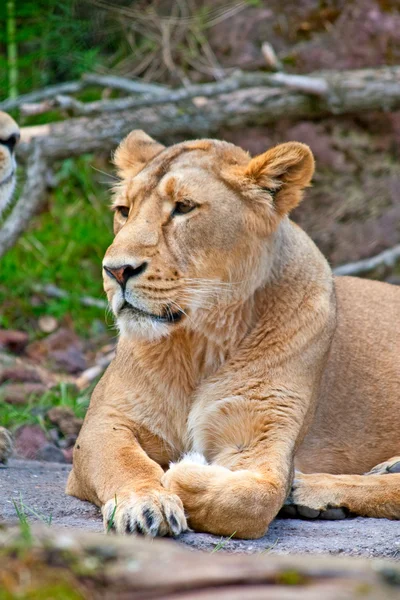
top-left (103, 131), bottom-right (314, 339)
top-left (0, 111), bottom-right (20, 216)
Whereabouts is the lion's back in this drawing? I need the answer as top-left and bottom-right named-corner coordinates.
top-left (296, 276), bottom-right (400, 475)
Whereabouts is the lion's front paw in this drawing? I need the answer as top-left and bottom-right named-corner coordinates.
top-left (103, 489), bottom-right (187, 537)
top-left (162, 455), bottom-right (281, 538)
top-left (282, 473), bottom-right (348, 520)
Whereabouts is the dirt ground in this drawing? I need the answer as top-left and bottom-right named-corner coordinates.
top-left (1, 459), bottom-right (399, 559)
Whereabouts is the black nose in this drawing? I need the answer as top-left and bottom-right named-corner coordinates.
top-left (0, 133), bottom-right (20, 153)
top-left (104, 262), bottom-right (147, 287)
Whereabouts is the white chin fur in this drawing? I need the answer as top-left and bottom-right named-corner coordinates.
top-left (111, 293), bottom-right (171, 341)
top-left (169, 452), bottom-right (208, 469)
top-left (117, 313), bottom-right (171, 341)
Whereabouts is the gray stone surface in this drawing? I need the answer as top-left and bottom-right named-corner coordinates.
top-left (1, 459), bottom-right (399, 559)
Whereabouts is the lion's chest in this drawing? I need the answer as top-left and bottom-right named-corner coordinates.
top-left (123, 334), bottom-right (230, 466)
top-left (125, 385), bottom-right (192, 466)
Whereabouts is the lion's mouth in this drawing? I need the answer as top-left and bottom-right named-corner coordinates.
top-left (0, 169), bottom-right (15, 187)
top-left (120, 301), bottom-right (184, 324)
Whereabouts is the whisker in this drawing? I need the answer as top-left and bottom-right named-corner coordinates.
top-left (91, 165), bottom-right (119, 181)
top-left (183, 278), bottom-right (246, 287)
top-left (168, 298), bottom-right (195, 326)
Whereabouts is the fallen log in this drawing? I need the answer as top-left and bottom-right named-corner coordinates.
top-left (0, 525), bottom-right (399, 599)
top-left (3, 66), bottom-right (400, 260)
top-left (16, 66), bottom-right (400, 162)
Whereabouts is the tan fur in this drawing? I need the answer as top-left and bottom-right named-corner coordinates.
top-left (67, 131), bottom-right (400, 539)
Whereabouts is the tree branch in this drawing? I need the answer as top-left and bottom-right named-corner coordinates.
top-left (32, 283), bottom-right (108, 309)
top-left (0, 82), bottom-right (84, 112)
top-left (0, 75), bottom-right (168, 113)
top-left (333, 244), bottom-right (400, 277)
top-left (16, 66), bottom-right (400, 162)
top-left (18, 70), bottom-right (330, 118)
top-left (81, 73), bottom-right (168, 95)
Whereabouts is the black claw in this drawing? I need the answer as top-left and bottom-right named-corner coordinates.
top-left (169, 514), bottom-right (179, 531)
top-left (126, 519), bottom-right (137, 534)
top-left (142, 508), bottom-right (155, 530)
top-left (136, 522), bottom-right (146, 536)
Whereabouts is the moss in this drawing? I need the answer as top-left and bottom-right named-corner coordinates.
top-left (276, 569), bottom-right (308, 586)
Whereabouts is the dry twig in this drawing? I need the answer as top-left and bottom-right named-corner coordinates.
top-left (333, 245), bottom-right (400, 277)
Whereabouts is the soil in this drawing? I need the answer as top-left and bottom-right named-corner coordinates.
top-left (1, 459), bottom-right (399, 559)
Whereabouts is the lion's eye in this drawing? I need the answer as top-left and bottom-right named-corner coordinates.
top-left (116, 206), bottom-right (129, 219)
top-left (172, 201), bottom-right (196, 216)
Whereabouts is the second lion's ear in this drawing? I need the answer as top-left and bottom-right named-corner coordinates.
top-left (113, 130), bottom-right (165, 178)
top-left (244, 142), bottom-right (315, 216)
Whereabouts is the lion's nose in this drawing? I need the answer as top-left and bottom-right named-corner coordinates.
top-left (0, 132), bottom-right (20, 154)
top-left (103, 262), bottom-right (148, 287)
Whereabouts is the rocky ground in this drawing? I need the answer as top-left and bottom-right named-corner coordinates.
top-left (1, 459), bottom-right (399, 559)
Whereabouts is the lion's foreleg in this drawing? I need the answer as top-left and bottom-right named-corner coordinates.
top-left (66, 409), bottom-right (187, 536)
top-left (289, 457), bottom-right (400, 519)
top-left (163, 385), bottom-right (312, 539)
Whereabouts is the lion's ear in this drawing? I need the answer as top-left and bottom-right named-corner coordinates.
top-left (113, 130), bottom-right (165, 178)
top-left (244, 142), bottom-right (314, 216)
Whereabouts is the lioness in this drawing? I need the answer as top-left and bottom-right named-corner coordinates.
top-left (0, 111), bottom-right (20, 466)
top-left (67, 131), bottom-right (400, 539)
top-left (0, 111), bottom-right (19, 216)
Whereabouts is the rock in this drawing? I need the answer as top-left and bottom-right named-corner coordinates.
top-left (58, 434), bottom-right (78, 449)
top-left (0, 352), bottom-right (16, 368)
top-left (46, 406), bottom-right (83, 437)
top-left (0, 330), bottom-right (29, 354)
top-left (2, 383), bottom-right (48, 405)
top-left (47, 428), bottom-right (60, 445)
top-left (38, 316), bottom-right (58, 333)
top-left (14, 425), bottom-right (47, 460)
top-left (0, 365), bottom-right (43, 384)
top-left (52, 348), bottom-right (87, 374)
top-left (62, 446), bottom-right (74, 463)
top-left (36, 443), bottom-right (66, 463)
top-left (26, 328), bottom-right (86, 374)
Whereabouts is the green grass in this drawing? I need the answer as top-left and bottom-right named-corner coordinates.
top-left (0, 155), bottom-right (114, 336)
top-left (211, 531), bottom-right (237, 553)
top-left (106, 495), bottom-right (118, 534)
top-left (13, 493), bottom-right (53, 527)
top-left (0, 382), bottom-right (95, 432)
